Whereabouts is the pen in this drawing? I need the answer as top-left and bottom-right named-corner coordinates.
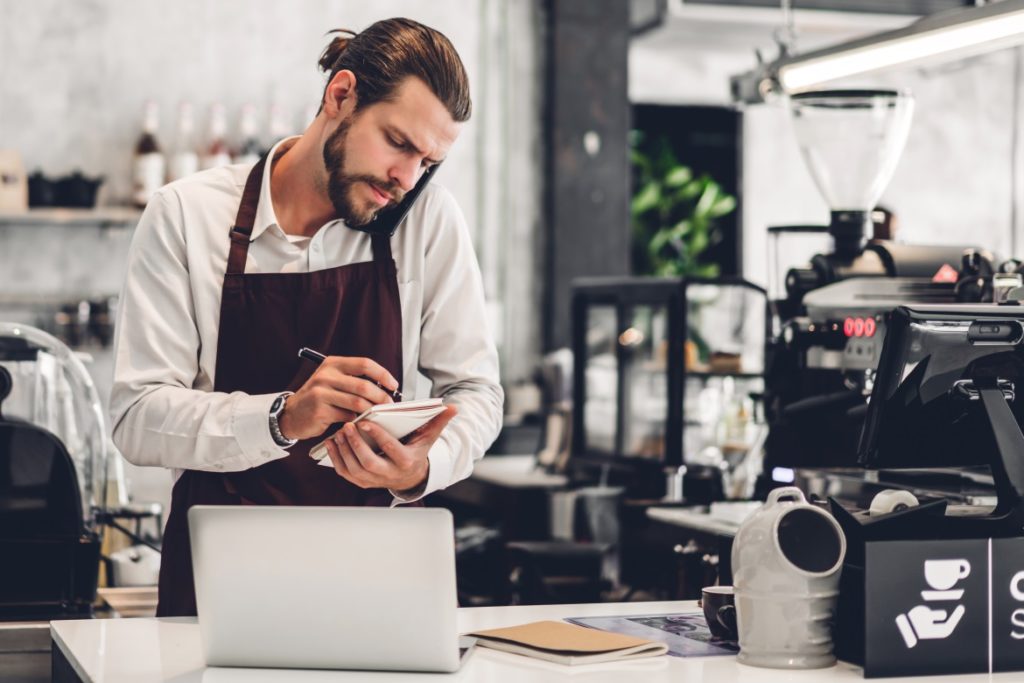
top-left (297, 347), bottom-right (403, 402)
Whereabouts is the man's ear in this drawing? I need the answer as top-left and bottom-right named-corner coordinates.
top-left (323, 69), bottom-right (358, 118)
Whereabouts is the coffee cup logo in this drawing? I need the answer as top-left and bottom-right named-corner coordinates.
top-left (924, 560), bottom-right (971, 591)
top-left (895, 559), bottom-right (971, 648)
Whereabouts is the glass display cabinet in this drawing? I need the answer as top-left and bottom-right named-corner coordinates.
top-left (571, 277), bottom-right (767, 484)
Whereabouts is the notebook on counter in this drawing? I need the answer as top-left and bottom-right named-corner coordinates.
top-left (468, 620), bottom-right (668, 665)
top-left (309, 398), bottom-right (446, 463)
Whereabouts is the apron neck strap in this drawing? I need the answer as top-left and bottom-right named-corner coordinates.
top-left (226, 153), bottom-right (269, 275)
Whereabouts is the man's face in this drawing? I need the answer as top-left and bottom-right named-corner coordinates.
top-left (322, 77), bottom-right (461, 226)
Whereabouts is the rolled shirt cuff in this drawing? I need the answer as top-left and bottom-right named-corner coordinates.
top-left (389, 437), bottom-right (454, 506)
top-left (232, 392), bottom-right (291, 468)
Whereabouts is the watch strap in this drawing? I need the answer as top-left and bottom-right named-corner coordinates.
top-left (269, 392), bottom-right (298, 447)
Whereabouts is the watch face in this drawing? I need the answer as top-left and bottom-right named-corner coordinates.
top-left (271, 395), bottom-right (285, 413)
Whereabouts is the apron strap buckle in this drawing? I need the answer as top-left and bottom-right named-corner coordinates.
top-left (226, 226), bottom-right (252, 275)
top-left (230, 226), bottom-right (251, 244)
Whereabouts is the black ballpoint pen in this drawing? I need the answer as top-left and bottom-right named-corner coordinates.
top-left (297, 347), bottom-right (403, 402)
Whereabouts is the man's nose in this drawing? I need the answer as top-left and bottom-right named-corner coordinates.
top-left (390, 157), bottom-right (420, 193)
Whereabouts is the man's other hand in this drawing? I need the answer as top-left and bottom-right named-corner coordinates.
top-left (322, 405), bottom-right (458, 494)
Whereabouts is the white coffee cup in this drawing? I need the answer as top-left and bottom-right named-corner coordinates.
top-left (923, 559), bottom-right (970, 591)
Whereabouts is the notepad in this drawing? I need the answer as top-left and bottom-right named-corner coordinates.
top-left (468, 620), bottom-right (668, 666)
top-left (309, 398), bottom-right (446, 464)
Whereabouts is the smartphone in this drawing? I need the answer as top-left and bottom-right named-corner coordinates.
top-left (352, 163), bottom-right (441, 237)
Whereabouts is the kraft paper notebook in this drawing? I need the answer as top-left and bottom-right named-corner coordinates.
top-left (309, 398), bottom-right (446, 463)
top-left (468, 620), bottom-right (668, 665)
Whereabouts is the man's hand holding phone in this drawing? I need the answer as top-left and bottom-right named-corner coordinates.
top-left (278, 356), bottom-right (400, 441)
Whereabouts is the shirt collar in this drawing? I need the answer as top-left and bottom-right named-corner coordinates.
top-left (249, 136), bottom-right (301, 242)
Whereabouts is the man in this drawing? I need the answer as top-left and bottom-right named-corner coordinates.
top-left (109, 18), bottom-right (503, 617)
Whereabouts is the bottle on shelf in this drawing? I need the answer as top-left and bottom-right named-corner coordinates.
top-left (167, 101), bottom-right (199, 182)
top-left (131, 100), bottom-right (166, 208)
top-left (264, 102), bottom-right (292, 155)
top-left (200, 103), bottom-right (232, 170)
top-left (233, 104), bottom-right (262, 165)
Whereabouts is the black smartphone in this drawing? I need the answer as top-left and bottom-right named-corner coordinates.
top-left (352, 163), bottom-right (441, 237)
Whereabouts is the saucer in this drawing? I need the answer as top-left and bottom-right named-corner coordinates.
top-left (921, 589), bottom-right (964, 601)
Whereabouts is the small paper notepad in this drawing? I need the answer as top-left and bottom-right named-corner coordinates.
top-left (468, 620), bottom-right (668, 666)
top-left (309, 398), bottom-right (446, 464)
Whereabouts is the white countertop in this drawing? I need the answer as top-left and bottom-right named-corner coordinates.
top-left (468, 454), bottom-right (568, 488)
top-left (49, 600), bottom-right (1017, 683)
top-left (647, 505), bottom-right (747, 536)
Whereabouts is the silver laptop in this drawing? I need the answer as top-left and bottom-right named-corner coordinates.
top-left (188, 505), bottom-right (473, 672)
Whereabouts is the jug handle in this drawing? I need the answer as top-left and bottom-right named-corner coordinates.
top-left (766, 486), bottom-right (806, 506)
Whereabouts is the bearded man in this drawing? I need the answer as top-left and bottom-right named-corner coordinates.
top-left (109, 18), bottom-right (502, 617)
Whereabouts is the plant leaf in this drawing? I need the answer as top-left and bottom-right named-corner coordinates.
top-left (678, 180), bottom-right (703, 201)
top-left (689, 228), bottom-right (709, 255)
top-left (631, 182), bottom-right (661, 214)
top-left (708, 194), bottom-right (736, 218)
top-left (696, 263), bottom-right (721, 278)
top-left (664, 166), bottom-right (693, 188)
top-left (630, 148), bottom-right (651, 176)
top-left (649, 229), bottom-right (673, 254)
top-left (694, 181), bottom-right (719, 218)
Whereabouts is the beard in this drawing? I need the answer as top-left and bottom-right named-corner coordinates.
top-left (322, 117), bottom-right (405, 227)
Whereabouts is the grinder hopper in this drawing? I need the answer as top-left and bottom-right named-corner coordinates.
top-left (789, 89), bottom-right (914, 256)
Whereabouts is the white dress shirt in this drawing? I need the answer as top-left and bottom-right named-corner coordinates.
top-left (109, 137), bottom-right (503, 503)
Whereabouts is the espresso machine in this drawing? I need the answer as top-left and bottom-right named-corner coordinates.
top-left (763, 90), bottom-right (979, 473)
top-left (0, 323), bottom-right (109, 619)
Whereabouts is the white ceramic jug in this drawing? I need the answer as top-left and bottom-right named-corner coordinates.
top-left (732, 486), bottom-right (846, 669)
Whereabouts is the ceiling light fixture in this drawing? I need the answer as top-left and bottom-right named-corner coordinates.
top-left (732, 0), bottom-right (1024, 103)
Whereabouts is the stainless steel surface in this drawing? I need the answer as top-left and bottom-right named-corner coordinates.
top-left (0, 652), bottom-right (49, 683)
top-left (0, 622), bottom-right (50, 653)
top-left (794, 467), bottom-right (998, 510)
top-left (0, 622), bottom-right (50, 683)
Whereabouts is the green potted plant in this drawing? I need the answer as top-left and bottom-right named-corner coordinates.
top-left (630, 132), bottom-right (736, 278)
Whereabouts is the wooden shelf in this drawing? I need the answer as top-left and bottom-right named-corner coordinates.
top-left (0, 207), bottom-right (141, 227)
top-left (0, 292), bottom-right (118, 308)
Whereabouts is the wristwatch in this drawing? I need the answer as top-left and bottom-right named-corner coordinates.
top-left (268, 392), bottom-right (298, 448)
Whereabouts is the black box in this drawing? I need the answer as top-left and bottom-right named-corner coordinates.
top-left (838, 534), bottom-right (1024, 678)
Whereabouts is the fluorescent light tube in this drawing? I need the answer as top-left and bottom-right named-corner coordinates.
top-left (774, 0), bottom-right (1024, 93)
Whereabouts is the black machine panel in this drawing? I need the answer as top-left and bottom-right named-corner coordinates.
top-left (861, 306), bottom-right (1024, 471)
top-left (765, 241), bottom-right (982, 470)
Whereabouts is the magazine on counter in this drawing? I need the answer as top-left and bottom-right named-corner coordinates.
top-left (566, 612), bottom-right (738, 658)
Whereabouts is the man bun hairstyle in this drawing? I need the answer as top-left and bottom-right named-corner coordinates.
top-left (318, 18), bottom-right (471, 122)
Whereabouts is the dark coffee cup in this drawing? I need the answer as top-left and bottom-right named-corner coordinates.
top-left (701, 585), bottom-right (738, 641)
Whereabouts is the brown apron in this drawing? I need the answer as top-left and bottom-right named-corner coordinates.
top-left (156, 154), bottom-right (410, 617)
